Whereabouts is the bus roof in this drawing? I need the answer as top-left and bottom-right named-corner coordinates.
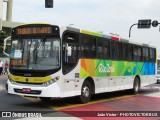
top-left (14, 24), bottom-right (156, 48)
top-left (64, 26), bottom-right (120, 41)
top-left (65, 26), bottom-right (156, 48)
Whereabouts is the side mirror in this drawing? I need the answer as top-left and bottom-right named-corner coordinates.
top-left (3, 36), bottom-right (11, 57)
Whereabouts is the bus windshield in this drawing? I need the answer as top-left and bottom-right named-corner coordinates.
top-left (10, 37), bottom-right (60, 70)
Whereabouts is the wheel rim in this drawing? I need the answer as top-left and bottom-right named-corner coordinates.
top-left (82, 86), bottom-right (90, 98)
top-left (135, 81), bottom-right (139, 92)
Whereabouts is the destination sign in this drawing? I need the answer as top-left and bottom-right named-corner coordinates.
top-left (16, 27), bottom-right (52, 35)
top-left (11, 60), bottom-right (27, 66)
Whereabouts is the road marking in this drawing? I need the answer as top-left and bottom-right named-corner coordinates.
top-left (21, 96), bottom-right (40, 102)
top-left (0, 84), bottom-right (5, 91)
top-left (53, 94), bottom-right (136, 110)
top-left (22, 94), bottom-right (136, 111)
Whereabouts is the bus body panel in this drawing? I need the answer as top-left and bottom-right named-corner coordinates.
top-left (7, 56), bottom-right (157, 98)
top-left (6, 24), bottom-right (157, 102)
top-left (62, 60), bottom-right (82, 97)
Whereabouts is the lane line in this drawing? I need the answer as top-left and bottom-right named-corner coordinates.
top-left (21, 94), bottom-right (137, 110)
top-left (21, 96), bottom-right (40, 102)
top-left (53, 94), bottom-right (136, 110)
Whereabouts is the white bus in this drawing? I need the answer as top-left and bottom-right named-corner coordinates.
top-left (4, 24), bottom-right (157, 103)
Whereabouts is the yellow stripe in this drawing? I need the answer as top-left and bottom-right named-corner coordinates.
top-left (9, 74), bottom-right (52, 83)
top-left (53, 94), bottom-right (136, 110)
top-left (23, 94), bottom-right (136, 110)
top-left (21, 94), bottom-right (138, 111)
top-left (81, 30), bottom-right (102, 37)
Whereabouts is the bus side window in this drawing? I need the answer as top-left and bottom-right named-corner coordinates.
top-left (82, 35), bottom-right (96, 58)
top-left (104, 40), bottom-right (110, 59)
top-left (83, 36), bottom-right (90, 58)
top-left (150, 48), bottom-right (156, 62)
top-left (111, 41), bottom-right (115, 59)
top-left (90, 37), bottom-right (96, 58)
top-left (143, 47), bottom-right (149, 62)
top-left (97, 39), bottom-right (104, 59)
top-left (128, 44), bottom-right (133, 61)
top-left (111, 41), bottom-right (118, 60)
top-left (134, 46), bottom-right (142, 61)
top-left (123, 44), bottom-right (128, 60)
top-left (118, 43), bottom-right (122, 60)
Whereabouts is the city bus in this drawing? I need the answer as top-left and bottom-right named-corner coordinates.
top-left (4, 24), bottom-right (157, 103)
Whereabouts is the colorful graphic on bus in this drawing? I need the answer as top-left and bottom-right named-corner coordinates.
top-left (80, 59), bottom-right (155, 78)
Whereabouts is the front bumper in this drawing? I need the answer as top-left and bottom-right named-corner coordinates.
top-left (7, 80), bottom-right (61, 97)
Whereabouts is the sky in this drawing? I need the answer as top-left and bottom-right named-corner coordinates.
top-left (2, 0), bottom-right (160, 56)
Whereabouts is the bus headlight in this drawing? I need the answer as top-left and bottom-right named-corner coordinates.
top-left (42, 76), bottom-right (60, 87)
top-left (8, 76), bottom-right (17, 84)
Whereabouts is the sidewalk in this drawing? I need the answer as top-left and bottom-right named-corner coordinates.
top-left (141, 84), bottom-right (160, 98)
top-left (0, 75), bottom-right (7, 91)
top-left (0, 75), bottom-right (8, 80)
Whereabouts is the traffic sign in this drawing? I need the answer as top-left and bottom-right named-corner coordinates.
top-left (152, 20), bottom-right (159, 27)
top-left (138, 19), bottom-right (151, 28)
top-left (45, 0), bottom-right (53, 8)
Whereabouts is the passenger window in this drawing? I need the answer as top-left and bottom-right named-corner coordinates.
top-left (82, 35), bottom-right (96, 58)
top-left (134, 46), bottom-right (142, 61)
top-left (104, 40), bottom-right (110, 59)
top-left (97, 39), bottom-right (104, 58)
top-left (143, 47), bottom-right (149, 61)
top-left (150, 48), bottom-right (156, 62)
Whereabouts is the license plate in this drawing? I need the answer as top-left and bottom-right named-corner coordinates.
top-left (22, 88), bottom-right (31, 92)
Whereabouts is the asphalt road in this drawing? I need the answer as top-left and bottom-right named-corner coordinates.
top-left (0, 76), bottom-right (160, 120)
top-left (0, 76), bottom-right (78, 120)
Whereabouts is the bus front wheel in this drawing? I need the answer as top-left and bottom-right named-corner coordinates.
top-left (80, 81), bottom-right (92, 104)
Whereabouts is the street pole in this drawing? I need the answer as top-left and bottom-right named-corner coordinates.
top-left (0, 0), bottom-right (3, 30)
top-left (129, 23), bottom-right (138, 38)
top-left (6, 0), bottom-right (12, 21)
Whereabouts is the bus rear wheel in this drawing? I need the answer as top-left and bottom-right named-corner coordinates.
top-left (80, 81), bottom-right (92, 104)
top-left (133, 77), bottom-right (140, 94)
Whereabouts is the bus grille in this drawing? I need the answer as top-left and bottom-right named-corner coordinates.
top-left (14, 89), bottom-right (41, 95)
top-left (15, 81), bottom-right (43, 85)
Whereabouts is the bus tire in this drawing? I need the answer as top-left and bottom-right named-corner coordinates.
top-left (132, 77), bottom-right (140, 94)
top-left (5, 83), bottom-right (8, 91)
top-left (80, 81), bottom-right (92, 104)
